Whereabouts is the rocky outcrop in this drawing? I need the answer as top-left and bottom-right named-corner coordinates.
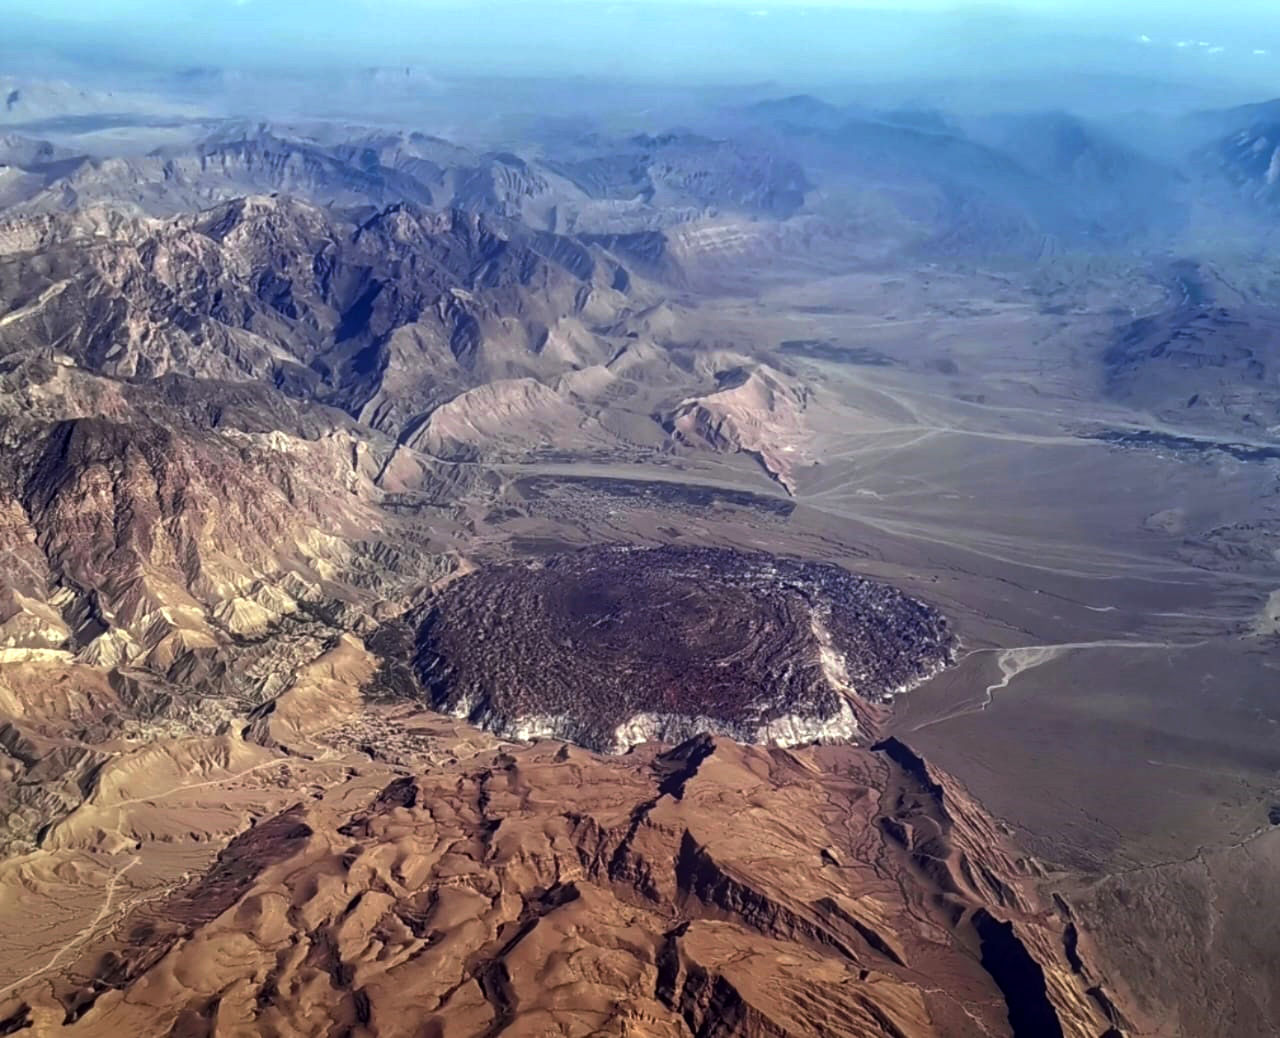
top-left (0, 195), bottom-right (633, 439)
top-left (1103, 292), bottom-right (1280, 443)
top-left (1201, 120), bottom-right (1280, 213)
top-left (405, 377), bottom-right (617, 461)
top-left (664, 364), bottom-right (812, 493)
top-left (0, 735), bottom-right (1125, 1037)
top-left (0, 365), bottom-right (452, 853)
top-left (546, 131), bottom-right (809, 219)
top-left (413, 546), bottom-right (955, 753)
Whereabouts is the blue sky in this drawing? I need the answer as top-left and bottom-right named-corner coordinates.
top-left (8, 0), bottom-right (1280, 11)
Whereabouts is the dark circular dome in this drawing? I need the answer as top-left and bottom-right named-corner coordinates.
top-left (414, 546), bottom-right (953, 753)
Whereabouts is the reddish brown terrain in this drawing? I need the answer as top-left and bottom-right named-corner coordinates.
top-left (412, 546), bottom-right (954, 752)
top-left (0, 51), bottom-right (1278, 1038)
top-left (1, 731), bottom-right (1128, 1037)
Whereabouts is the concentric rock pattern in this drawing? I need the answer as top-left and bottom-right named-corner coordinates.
top-left (414, 546), bottom-right (954, 752)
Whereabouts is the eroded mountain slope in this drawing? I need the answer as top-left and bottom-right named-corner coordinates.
top-left (0, 195), bottom-right (635, 437)
top-left (0, 733), bottom-right (1125, 1038)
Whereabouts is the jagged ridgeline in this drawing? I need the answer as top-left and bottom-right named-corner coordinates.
top-left (412, 546), bottom-right (955, 752)
top-left (0, 733), bottom-right (1118, 1037)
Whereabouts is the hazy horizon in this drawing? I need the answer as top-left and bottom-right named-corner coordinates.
top-left (3, 2), bottom-right (1280, 1035)
top-left (2, 0), bottom-right (1278, 100)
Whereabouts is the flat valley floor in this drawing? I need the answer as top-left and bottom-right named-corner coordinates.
top-left (467, 263), bottom-right (1280, 1031)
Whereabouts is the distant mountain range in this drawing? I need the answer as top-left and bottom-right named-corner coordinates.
top-left (4, 79), bottom-right (1280, 265)
top-left (1, 73), bottom-right (1279, 1038)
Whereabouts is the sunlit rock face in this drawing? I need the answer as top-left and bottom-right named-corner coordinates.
top-left (414, 545), bottom-right (955, 753)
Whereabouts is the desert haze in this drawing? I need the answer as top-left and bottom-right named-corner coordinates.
top-left (0, 1), bottom-right (1277, 1036)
